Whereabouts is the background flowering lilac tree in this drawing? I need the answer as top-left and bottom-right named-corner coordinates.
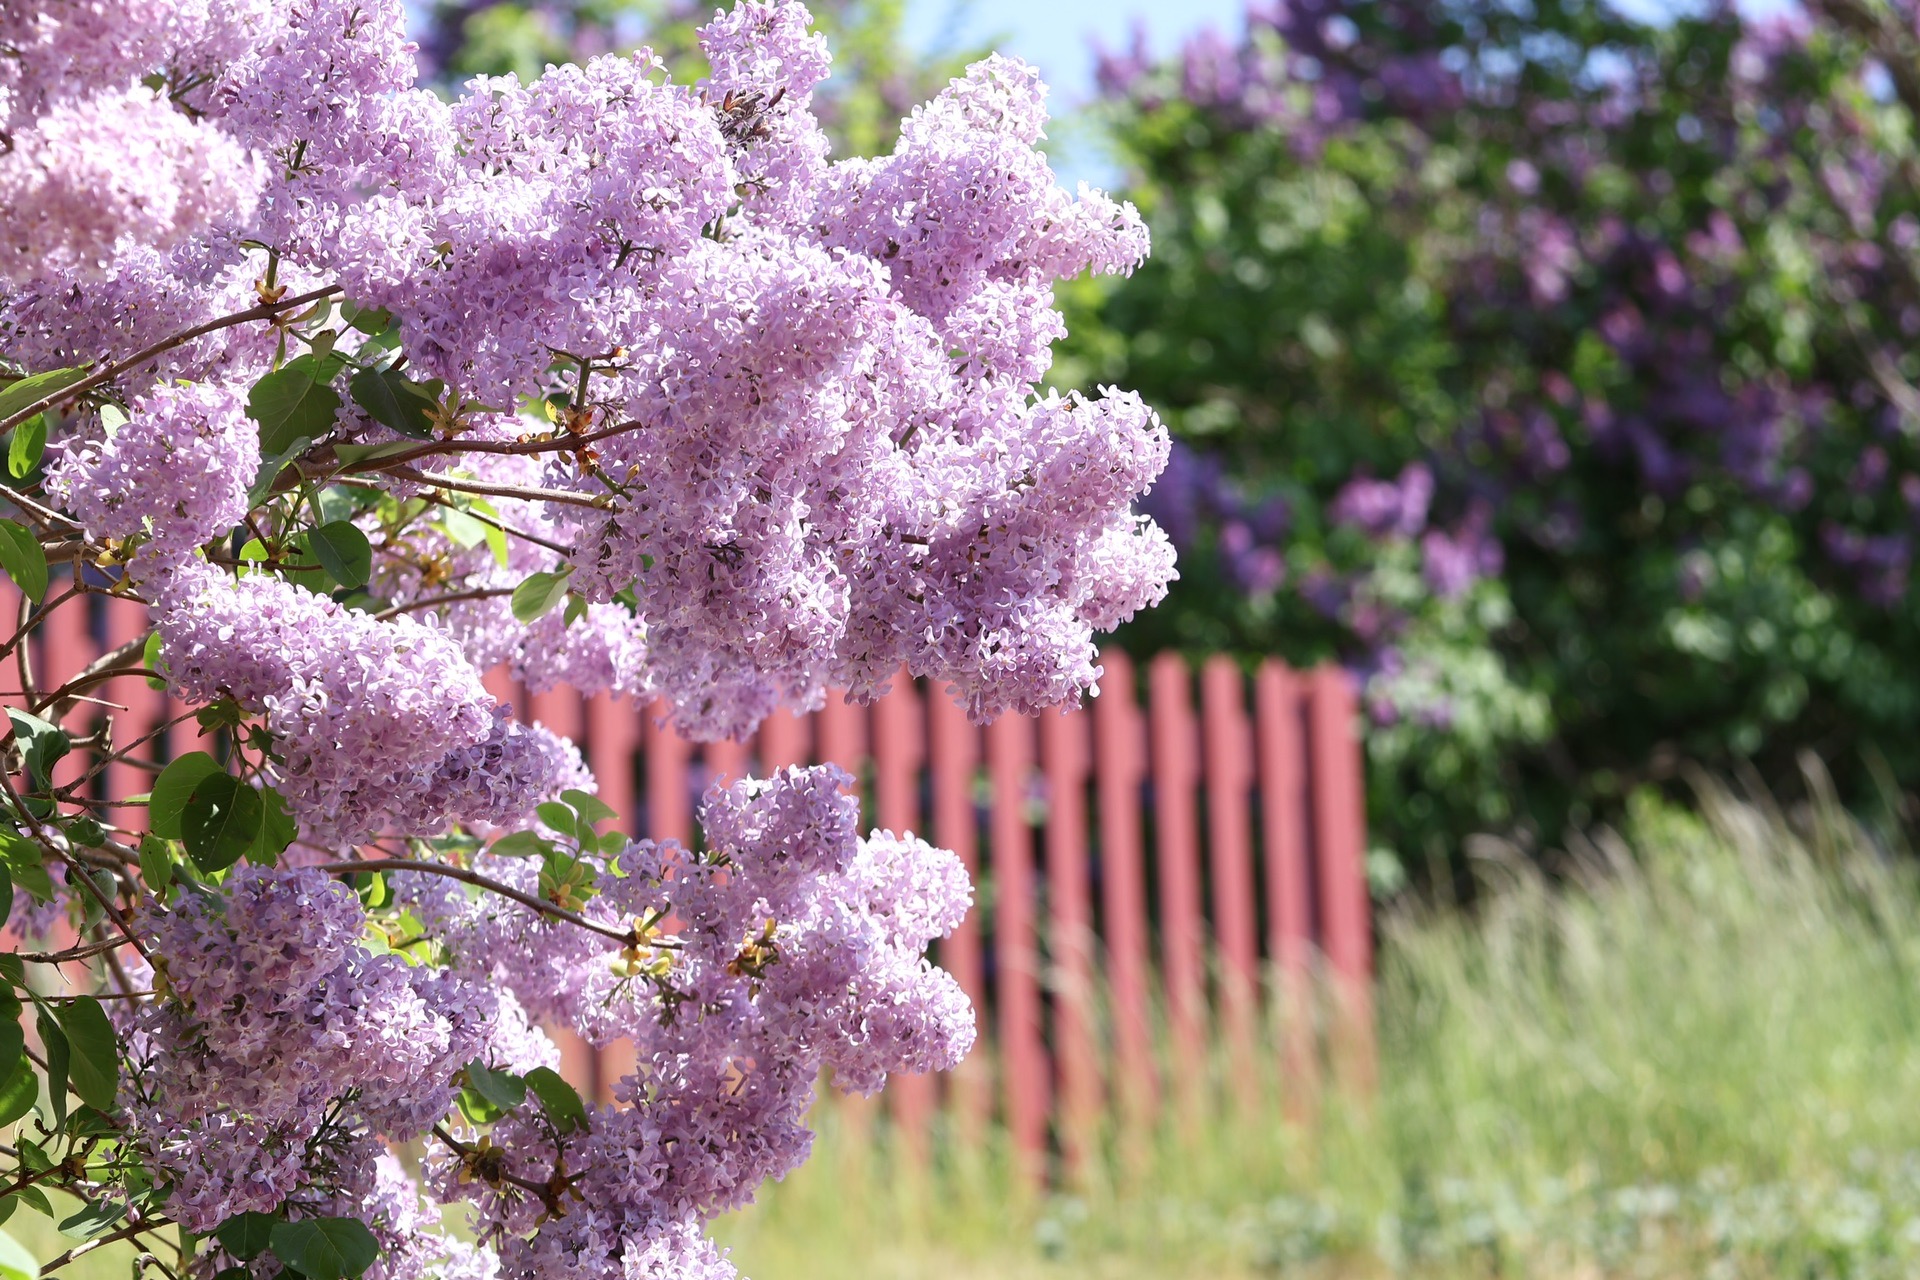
top-left (0, 3), bottom-right (1173, 1279)
top-left (1067, 0), bottom-right (1920, 871)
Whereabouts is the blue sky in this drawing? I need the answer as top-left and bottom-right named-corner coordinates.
top-left (899, 0), bottom-right (1252, 106)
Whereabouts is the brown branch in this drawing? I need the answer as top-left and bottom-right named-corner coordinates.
top-left (374, 587), bottom-right (516, 621)
top-left (0, 285), bottom-right (341, 436)
top-left (382, 466), bottom-right (611, 510)
top-left (316, 858), bottom-right (637, 945)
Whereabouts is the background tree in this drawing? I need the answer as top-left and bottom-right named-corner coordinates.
top-left (1066, 0), bottom-right (1920, 873)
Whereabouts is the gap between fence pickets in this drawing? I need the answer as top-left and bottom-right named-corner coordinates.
top-left (26, 583), bottom-right (1377, 1178)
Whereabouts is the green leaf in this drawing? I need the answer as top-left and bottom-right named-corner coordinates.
top-left (7, 414), bottom-right (45, 480)
top-left (562, 790), bottom-right (618, 827)
top-left (253, 787), bottom-right (296, 865)
top-left (135, 838), bottom-right (174, 905)
top-left (249, 356), bottom-right (343, 457)
top-left (436, 507), bottom-right (487, 550)
top-left (485, 831), bottom-right (549, 859)
top-left (0, 521), bottom-right (47, 603)
top-left (54, 996), bottom-right (118, 1113)
top-left (0, 861), bottom-right (9, 930)
top-left (511, 570), bottom-right (572, 624)
top-left (149, 753), bottom-right (224, 840)
top-left (308, 521), bottom-right (372, 591)
top-left (463, 1060), bottom-right (527, 1111)
top-left (182, 773), bottom-right (264, 873)
top-left (6, 1189), bottom-right (48, 1221)
top-left (56, 1199), bottom-right (125, 1241)
top-left (0, 1226), bottom-right (39, 1280)
top-left (534, 802), bottom-right (576, 839)
top-left (0, 366), bottom-right (89, 423)
top-left (6, 708), bottom-right (68, 789)
top-left (348, 366), bottom-right (441, 440)
top-left (142, 632), bottom-right (167, 690)
top-left (0, 1020), bottom-right (21, 1098)
top-left (455, 1088), bottom-right (503, 1126)
top-left (0, 1199), bottom-right (13, 1230)
top-left (35, 1006), bottom-right (67, 1127)
top-left (269, 1217), bottom-right (380, 1280)
top-left (247, 435), bottom-right (314, 507)
top-left (0, 836), bottom-right (52, 903)
top-left (215, 1212), bottom-right (279, 1261)
top-left (524, 1066), bottom-right (587, 1135)
top-left (340, 302), bottom-right (393, 336)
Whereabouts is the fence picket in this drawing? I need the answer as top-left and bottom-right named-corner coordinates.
top-left (1307, 666), bottom-right (1375, 1090)
top-left (873, 676), bottom-right (935, 1152)
top-left (926, 688), bottom-right (990, 1135)
top-left (644, 700), bottom-right (692, 846)
top-left (988, 713), bottom-right (1048, 1173)
top-left (103, 597), bottom-right (159, 825)
top-left (1042, 705), bottom-right (1100, 1175)
top-left (1202, 656), bottom-right (1261, 1108)
top-left (1254, 661), bottom-right (1318, 1119)
top-left (1148, 653), bottom-right (1206, 1120)
top-left (1093, 651), bottom-right (1157, 1124)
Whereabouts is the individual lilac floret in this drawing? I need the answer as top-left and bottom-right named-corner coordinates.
top-left (152, 560), bottom-right (502, 848)
top-left (0, 88), bottom-right (262, 284)
top-left (45, 380), bottom-right (259, 570)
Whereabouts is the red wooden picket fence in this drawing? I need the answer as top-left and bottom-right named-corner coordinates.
top-left (21, 583), bottom-right (1375, 1176)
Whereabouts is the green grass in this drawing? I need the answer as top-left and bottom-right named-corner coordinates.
top-left (718, 778), bottom-right (1920, 1279)
top-left (22, 776), bottom-right (1920, 1278)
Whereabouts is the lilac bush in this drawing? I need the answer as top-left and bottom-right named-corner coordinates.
top-left (1067, 0), bottom-right (1920, 864)
top-left (0, 4), bottom-right (1171, 1278)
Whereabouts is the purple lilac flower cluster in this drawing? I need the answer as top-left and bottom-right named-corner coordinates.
top-left (413, 764), bottom-right (972, 1280)
top-left (45, 379), bottom-right (260, 570)
top-left (152, 559), bottom-right (572, 848)
top-left (0, 2), bottom-right (1162, 1275)
top-left (131, 867), bottom-right (502, 1234)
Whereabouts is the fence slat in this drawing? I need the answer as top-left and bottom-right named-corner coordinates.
top-left (816, 691), bottom-right (864, 772)
top-left (644, 700), bottom-right (692, 846)
top-left (1042, 705), bottom-right (1100, 1175)
top-left (988, 713), bottom-right (1047, 1173)
top-left (1254, 661), bottom-right (1318, 1117)
top-left (1148, 653), bottom-right (1206, 1118)
top-left (1308, 666), bottom-right (1375, 1090)
top-left (703, 736), bottom-right (750, 791)
top-left (872, 676), bottom-right (936, 1151)
top-left (104, 597), bottom-right (159, 825)
top-left (1202, 656), bottom-right (1260, 1104)
top-left (756, 706), bottom-right (810, 773)
top-left (43, 583), bottom-right (96, 792)
top-left (927, 688), bottom-right (990, 1133)
top-left (1093, 650), bottom-right (1156, 1122)
top-left (586, 693), bottom-right (641, 835)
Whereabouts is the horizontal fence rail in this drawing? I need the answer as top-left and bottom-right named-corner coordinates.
top-left (11, 581), bottom-right (1374, 1176)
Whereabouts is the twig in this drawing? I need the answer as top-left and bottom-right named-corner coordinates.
top-left (43, 1217), bottom-right (175, 1273)
top-left (383, 466), bottom-right (611, 510)
top-left (374, 587), bottom-right (517, 621)
top-left (316, 858), bottom-right (638, 945)
top-left (0, 285), bottom-right (341, 436)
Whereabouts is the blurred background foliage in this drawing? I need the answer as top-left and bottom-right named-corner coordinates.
top-left (428, 0), bottom-right (1920, 883)
top-left (418, 0), bottom-right (982, 155)
top-left (1066, 0), bottom-right (1920, 877)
